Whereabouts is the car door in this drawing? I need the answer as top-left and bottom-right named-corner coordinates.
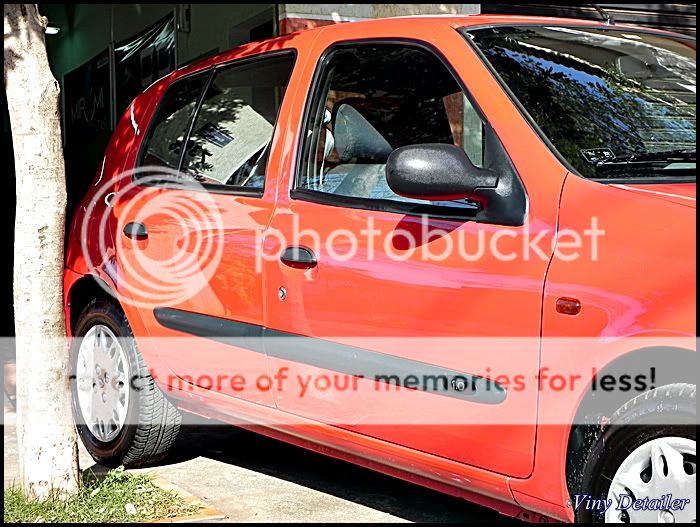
top-left (263, 27), bottom-right (565, 478)
top-left (113, 50), bottom-right (296, 406)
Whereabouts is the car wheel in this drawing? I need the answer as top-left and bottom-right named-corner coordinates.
top-left (577, 383), bottom-right (696, 523)
top-left (70, 298), bottom-right (181, 467)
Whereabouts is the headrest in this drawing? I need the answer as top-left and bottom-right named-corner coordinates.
top-left (323, 124), bottom-right (335, 160)
top-left (332, 103), bottom-right (393, 163)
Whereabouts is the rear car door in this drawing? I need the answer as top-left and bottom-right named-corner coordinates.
top-left (114, 50), bottom-right (296, 406)
top-left (263, 26), bottom-right (563, 478)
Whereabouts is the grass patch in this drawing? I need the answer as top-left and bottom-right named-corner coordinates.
top-left (4, 467), bottom-right (200, 523)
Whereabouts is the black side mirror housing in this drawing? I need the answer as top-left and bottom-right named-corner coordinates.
top-left (385, 137), bottom-right (527, 226)
top-left (386, 143), bottom-right (497, 202)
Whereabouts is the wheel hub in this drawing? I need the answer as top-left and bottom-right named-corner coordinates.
top-left (606, 436), bottom-right (696, 523)
top-left (76, 324), bottom-right (130, 443)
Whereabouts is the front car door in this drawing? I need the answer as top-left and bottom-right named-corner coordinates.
top-left (264, 22), bottom-right (568, 478)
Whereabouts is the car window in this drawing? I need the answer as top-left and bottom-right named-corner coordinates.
top-left (139, 74), bottom-right (208, 171)
top-left (296, 44), bottom-right (484, 210)
top-left (467, 26), bottom-right (696, 181)
top-left (181, 53), bottom-right (295, 189)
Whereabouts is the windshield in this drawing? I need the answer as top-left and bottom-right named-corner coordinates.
top-left (465, 26), bottom-right (696, 182)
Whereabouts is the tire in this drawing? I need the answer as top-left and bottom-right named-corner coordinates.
top-left (576, 383), bottom-right (696, 523)
top-left (70, 298), bottom-right (181, 467)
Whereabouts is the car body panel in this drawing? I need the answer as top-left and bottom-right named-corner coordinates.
top-left (510, 174), bottom-right (696, 521)
top-left (262, 19), bottom-right (567, 478)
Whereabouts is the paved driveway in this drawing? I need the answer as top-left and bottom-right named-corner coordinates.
top-left (4, 399), bottom-right (519, 523)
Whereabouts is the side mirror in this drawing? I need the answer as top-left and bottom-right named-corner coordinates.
top-left (386, 144), bottom-right (498, 202)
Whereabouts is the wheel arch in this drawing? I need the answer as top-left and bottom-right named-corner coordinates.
top-left (565, 345), bottom-right (697, 498)
top-left (67, 274), bottom-right (120, 334)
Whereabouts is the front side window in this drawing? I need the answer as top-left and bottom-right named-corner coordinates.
top-left (181, 53), bottom-right (295, 189)
top-left (467, 26), bottom-right (696, 181)
top-left (297, 44), bottom-right (487, 211)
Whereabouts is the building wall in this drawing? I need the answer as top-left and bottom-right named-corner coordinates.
top-left (40, 4), bottom-right (275, 81)
top-left (43, 3), bottom-right (694, 89)
top-left (481, 4), bottom-right (696, 36)
top-left (278, 4), bottom-right (480, 34)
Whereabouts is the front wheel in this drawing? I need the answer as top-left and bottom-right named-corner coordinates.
top-left (70, 298), bottom-right (181, 467)
top-left (577, 383), bottom-right (696, 523)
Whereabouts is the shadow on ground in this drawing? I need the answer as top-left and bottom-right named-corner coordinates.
top-left (156, 414), bottom-right (519, 524)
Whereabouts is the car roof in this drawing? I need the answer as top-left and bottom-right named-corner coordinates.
top-left (286, 13), bottom-right (683, 39)
top-left (162, 13), bottom-right (690, 88)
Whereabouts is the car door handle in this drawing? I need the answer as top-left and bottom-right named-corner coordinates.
top-left (123, 221), bottom-right (148, 240)
top-left (280, 246), bottom-right (317, 269)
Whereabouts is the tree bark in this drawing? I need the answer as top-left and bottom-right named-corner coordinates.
top-left (4, 4), bottom-right (79, 499)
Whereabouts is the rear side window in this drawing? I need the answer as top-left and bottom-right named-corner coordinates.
top-left (181, 53), bottom-right (295, 189)
top-left (296, 43), bottom-right (486, 211)
top-left (140, 74), bottom-right (208, 171)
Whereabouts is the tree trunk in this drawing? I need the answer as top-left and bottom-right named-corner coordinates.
top-left (4, 4), bottom-right (79, 499)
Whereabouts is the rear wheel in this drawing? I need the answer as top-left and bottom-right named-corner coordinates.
top-left (71, 298), bottom-right (181, 467)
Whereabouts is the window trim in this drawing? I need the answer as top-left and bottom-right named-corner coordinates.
top-left (461, 24), bottom-right (697, 186)
top-left (291, 188), bottom-right (480, 220)
top-left (135, 48), bottom-right (298, 197)
top-left (292, 38), bottom-right (527, 225)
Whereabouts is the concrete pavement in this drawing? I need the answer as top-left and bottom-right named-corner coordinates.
top-left (4, 396), bottom-right (516, 523)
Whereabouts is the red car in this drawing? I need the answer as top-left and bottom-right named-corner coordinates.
top-left (64, 15), bottom-right (696, 523)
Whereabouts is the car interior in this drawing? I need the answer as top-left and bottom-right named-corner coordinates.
top-left (300, 44), bottom-right (485, 211)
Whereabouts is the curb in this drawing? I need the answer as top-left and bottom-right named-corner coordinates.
top-left (148, 475), bottom-right (226, 523)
